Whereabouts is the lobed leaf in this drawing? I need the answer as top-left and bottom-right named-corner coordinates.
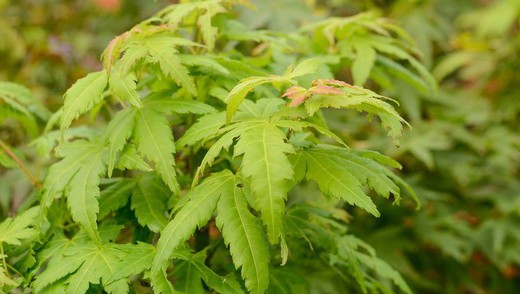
top-left (134, 109), bottom-right (179, 193)
top-left (0, 206), bottom-right (39, 246)
top-left (216, 177), bottom-right (270, 294)
top-left (234, 122), bottom-right (295, 244)
top-left (60, 70), bottom-right (108, 131)
top-left (152, 171), bottom-right (235, 275)
top-left (131, 175), bottom-right (171, 233)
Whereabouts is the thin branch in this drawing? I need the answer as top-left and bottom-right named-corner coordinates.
top-left (0, 243), bottom-right (10, 279)
top-left (0, 139), bottom-right (42, 188)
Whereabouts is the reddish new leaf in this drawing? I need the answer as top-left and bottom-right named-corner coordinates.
top-left (309, 85), bottom-right (344, 96)
top-left (282, 86), bottom-right (309, 107)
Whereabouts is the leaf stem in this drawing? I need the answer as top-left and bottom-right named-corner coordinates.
top-left (0, 139), bottom-right (42, 188)
top-left (0, 243), bottom-right (11, 279)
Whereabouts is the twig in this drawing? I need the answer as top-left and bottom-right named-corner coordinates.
top-left (0, 243), bottom-right (10, 279)
top-left (0, 139), bottom-right (42, 188)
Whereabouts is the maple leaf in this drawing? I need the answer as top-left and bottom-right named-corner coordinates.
top-left (152, 171), bottom-right (235, 275)
top-left (282, 86), bottom-right (308, 107)
top-left (0, 206), bottom-right (39, 246)
top-left (60, 70), bottom-right (108, 131)
top-left (234, 121), bottom-right (295, 244)
top-left (215, 176), bottom-right (270, 294)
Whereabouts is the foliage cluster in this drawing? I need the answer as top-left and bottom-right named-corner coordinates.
top-left (1, 0), bottom-right (519, 293)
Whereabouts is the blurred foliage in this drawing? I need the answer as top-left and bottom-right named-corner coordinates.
top-left (1, 0), bottom-right (520, 293)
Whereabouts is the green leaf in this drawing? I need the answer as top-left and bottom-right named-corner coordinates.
top-left (179, 54), bottom-right (230, 75)
top-left (286, 57), bottom-right (326, 79)
top-left (294, 148), bottom-right (380, 217)
top-left (304, 86), bottom-right (407, 143)
top-left (41, 141), bottom-right (107, 240)
top-left (197, 1), bottom-right (226, 52)
top-left (352, 41), bottom-right (376, 86)
top-left (0, 206), bottom-right (38, 245)
top-left (336, 235), bottom-right (412, 294)
top-left (194, 119), bottom-right (264, 182)
top-left (172, 249), bottom-right (243, 294)
top-left (33, 242), bottom-right (143, 293)
top-left (0, 81), bottom-right (45, 119)
top-left (109, 66), bottom-right (143, 108)
top-left (144, 36), bottom-right (197, 96)
top-left (134, 108), bottom-right (179, 193)
top-left (107, 242), bottom-right (155, 283)
top-left (60, 70), bottom-right (108, 131)
top-left (118, 45), bottom-right (148, 73)
top-left (102, 108), bottom-right (137, 177)
top-left (98, 178), bottom-right (135, 220)
top-left (173, 257), bottom-right (205, 294)
top-left (327, 148), bottom-right (400, 199)
top-left (159, 1), bottom-right (199, 26)
top-left (216, 177), bottom-right (270, 294)
top-left (131, 174), bottom-right (171, 233)
top-left (152, 171), bottom-right (235, 275)
top-left (150, 267), bottom-right (181, 294)
top-left (144, 95), bottom-right (216, 115)
top-left (115, 145), bottom-right (153, 172)
top-left (234, 122), bottom-right (294, 244)
top-left (225, 75), bottom-right (289, 123)
top-left (176, 112), bottom-right (226, 148)
top-left (0, 266), bottom-right (18, 287)
top-left (66, 143), bottom-right (107, 242)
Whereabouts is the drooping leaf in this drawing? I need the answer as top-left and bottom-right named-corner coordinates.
top-left (303, 83), bottom-right (407, 143)
top-left (134, 108), bottom-right (179, 193)
top-left (234, 121), bottom-right (295, 244)
top-left (216, 176), bottom-right (270, 294)
top-left (292, 147), bottom-right (380, 217)
top-left (66, 143), bottom-right (107, 242)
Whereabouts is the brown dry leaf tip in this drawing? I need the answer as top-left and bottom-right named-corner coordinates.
top-left (282, 86), bottom-right (309, 107)
top-left (309, 85), bottom-right (344, 95)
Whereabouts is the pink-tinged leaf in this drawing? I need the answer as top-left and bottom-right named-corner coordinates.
top-left (312, 79), bottom-right (352, 88)
top-left (102, 32), bottom-right (128, 73)
top-left (309, 85), bottom-right (344, 96)
top-left (282, 86), bottom-right (308, 107)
